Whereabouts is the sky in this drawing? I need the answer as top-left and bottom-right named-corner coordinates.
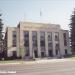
top-left (0, 0), bottom-right (75, 30)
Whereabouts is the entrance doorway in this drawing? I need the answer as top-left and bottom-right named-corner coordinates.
top-left (48, 50), bottom-right (53, 57)
top-left (41, 52), bottom-right (45, 58)
top-left (34, 50), bottom-right (38, 58)
top-left (12, 51), bottom-right (17, 58)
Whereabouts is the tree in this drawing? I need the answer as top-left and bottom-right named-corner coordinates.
top-left (0, 14), bottom-right (4, 59)
top-left (69, 8), bottom-right (75, 54)
top-left (0, 14), bottom-right (3, 40)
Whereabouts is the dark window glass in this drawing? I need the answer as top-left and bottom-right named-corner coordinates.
top-left (40, 40), bottom-right (45, 46)
top-left (63, 33), bottom-right (67, 46)
top-left (48, 32), bottom-right (52, 41)
top-left (48, 42), bottom-right (52, 47)
top-left (12, 31), bottom-right (17, 47)
top-left (24, 31), bottom-right (29, 37)
top-left (12, 40), bottom-right (16, 47)
top-left (48, 50), bottom-right (53, 57)
top-left (65, 49), bottom-right (68, 55)
top-left (24, 40), bottom-right (29, 46)
top-left (32, 31), bottom-right (37, 47)
top-left (40, 32), bottom-right (45, 47)
top-left (41, 52), bottom-right (45, 58)
top-left (12, 51), bottom-right (17, 58)
top-left (34, 50), bottom-right (38, 58)
top-left (55, 43), bottom-right (59, 49)
top-left (24, 31), bottom-right (29, 47)
top-left (25, 47), bottom-right (29, 56)
top-left (55, 33), bottom-right (59, 41)
top-left (56, 50), bottom-right (58, 55)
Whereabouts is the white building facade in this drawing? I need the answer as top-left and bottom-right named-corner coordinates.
top-left (5, 22), bottom-right (72, 59)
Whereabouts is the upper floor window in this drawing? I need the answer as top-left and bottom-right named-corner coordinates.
top-left (55, 32), bottom-right (59, 41)
top-left (12, 31), bottom-right (17, 47)
top-left (55, 43), bottom-right (59, 49)
top-left (24, 31), bottom-right (29, 37)
top-left (40, 31), bottom-right (45, 47)
top-left (32, 31), bottom-right (37, 47)
top-left (63, 33), bottom-right (67, 46)
top-left (48, 42), bottom-right (52, 47)
top-left (23, 31), bottom-right (29, 47)
top-left (32, 31), bottom-right (37, 41)
top-left (48, 32), bottom-right (52, 41)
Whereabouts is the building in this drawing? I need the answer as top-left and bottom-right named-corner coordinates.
top-left (4, 22), bottom-right (72, 59)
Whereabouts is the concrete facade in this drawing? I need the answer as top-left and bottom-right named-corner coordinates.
top-left (5, 22), bottom-right (72, 59)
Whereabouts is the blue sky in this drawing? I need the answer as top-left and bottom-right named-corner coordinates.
top-left (0, 0), bottom-right (75, 30)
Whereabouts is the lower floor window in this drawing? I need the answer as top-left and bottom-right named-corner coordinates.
top-left (56, 50), bottom-right (58, 55)
top-left (65, 49), bottom-right (68, 55)
top-left (12, 51), bottom-right (17, 58)
top-left (25, 47), bottom-right (30, 56)
top-left (41, 52), bottom-right (45, 58)
top-left (34, 50), bottom-right (38, 58)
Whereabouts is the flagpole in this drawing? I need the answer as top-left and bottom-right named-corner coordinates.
top-left (23, 13), bottom-right (26, 22)
top-left (40, 9), bottom-right (42, 23)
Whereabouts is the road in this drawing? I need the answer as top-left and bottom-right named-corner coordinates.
top-left (0, 59), bottom-right (75, 75)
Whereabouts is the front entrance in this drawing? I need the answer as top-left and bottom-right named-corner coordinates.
top-left (12, 51), bottom-right (17, 58)
top-left (34, 50), bottom-right (38, 58)
top-left (48, 50), bottom-right (53, 57)
top-left (41, 52), bottom-right (45, 58)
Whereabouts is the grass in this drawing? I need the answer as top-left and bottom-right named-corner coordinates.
top-left (0, 59), bottom-right (35, 65)
top-left (65, 55), bottom-right (75, 60)
top-left (1, 55), bottom-right (75, 64)
top-left (0, 60), bottom-right (19, 63)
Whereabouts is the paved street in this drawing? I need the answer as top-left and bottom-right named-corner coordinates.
top-left (0, 59), bottom-right (75, 75)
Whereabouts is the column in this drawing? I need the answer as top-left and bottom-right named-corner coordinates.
top-left (45, 32), bottom-right (48, 57)
top-left (29, 31), bottom-right (33, 58)
top-left (52, 32), bottom-right (56, 56)
top-left (16, 28), bottom-right (20, 57)
top-left (59, 31), bottom-right (64, 56)
top-left (37, 31), bottom-right (41, 57)
top-left (19, 30), bottom-right (25, 58)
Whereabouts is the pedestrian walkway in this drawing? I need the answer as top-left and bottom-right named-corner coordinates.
top-left (0, 58), bottom-right (74, 65)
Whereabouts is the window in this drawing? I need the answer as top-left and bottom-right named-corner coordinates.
top-left (48, 42), bottom-right (52, 47)
top-left (40, 31), bottom-right (45, 47)
top-left (41, 52), bottom-right (45, 58)
top-left (23, 31), bottom-right (29, 56)
top-left (65, 49), bottom-right (68, 55)
top-left (56, 50), bottom-right (58, 55)
top-left (23, 31), bottom-right (29, 47)
top-left (32, 31), bottom-right (37, 47)
top-left (24, 31), bottom-right (29, 37)
top-left (12, 51), bottom-right (17, 58)
top-left (12, 31), bottom-right (17, 47)
top-left (48, 50), bottom-right (53, 57)
top-left (55, 43), bottom-right (59, 49)
top-left (12, 40), bottom-right (16, 47)
top-left (24, 40), bottom-right (29, 46)
top-left (40, 40), bottom-right (45, 46)
top-left (55, 32), bottom-right (59, 41)
top-left (48, 32), bottom-right (52, 41)
top-left (34, 50), bottom-right (38, 58)
top-left (63, 33), bottom-right (67, 46)
top-left (25, 47), bottom-right (30, 56)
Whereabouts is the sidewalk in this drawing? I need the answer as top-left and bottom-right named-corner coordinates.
top-left (0, 58), bottom-right (75, 65)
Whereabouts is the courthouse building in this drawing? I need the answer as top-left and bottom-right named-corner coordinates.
top-left (4, 22), bottom-right (72, 59)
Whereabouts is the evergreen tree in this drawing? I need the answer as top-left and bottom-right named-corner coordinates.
top-left (70, 8), bottom-right (75, 54)
top-left (0, 14), bottom-right (4, 59)
top-left (0, 14), bottom-right (3, 41)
